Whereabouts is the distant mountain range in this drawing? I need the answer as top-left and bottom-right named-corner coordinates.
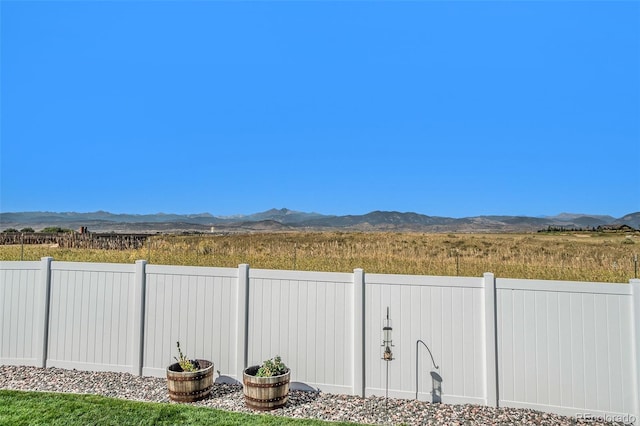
top-left (1, 209), bottom-right (639, 233)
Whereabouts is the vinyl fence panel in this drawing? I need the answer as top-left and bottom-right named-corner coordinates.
top-left (496, 279), bottom-right (638, 420)
top-left (364, 274), bottom-right (487, 405)
top-left (0, 261), bottom-right (43, 366)
top-left (46, 262), bottom-right (136, 373)
top-left (247, 269), bottom-right (355, 394)
top-left (142, 265), bottom-right (239, 378)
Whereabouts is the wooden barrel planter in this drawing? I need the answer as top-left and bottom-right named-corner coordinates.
top-left (243, 366), bottom-right (291, 410)
top-left (166, 359), bottom-right (214, 402)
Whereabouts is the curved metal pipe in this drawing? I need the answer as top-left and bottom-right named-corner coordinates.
top-left (416, 339), bottom-right (439, 400)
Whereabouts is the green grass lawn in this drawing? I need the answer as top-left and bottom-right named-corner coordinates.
top-left (0, 390), bottom-right (358, 426)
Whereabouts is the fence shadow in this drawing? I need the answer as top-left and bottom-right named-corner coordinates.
top-left (287, 382), bottom-right (321, 407)
top-left (215, 375), bottom-right (241, 386)
top-left (430, 371), bottom-right (443, 403)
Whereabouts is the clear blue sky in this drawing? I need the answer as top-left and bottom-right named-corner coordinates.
top-left (1, 1), bottom-right (639, 218)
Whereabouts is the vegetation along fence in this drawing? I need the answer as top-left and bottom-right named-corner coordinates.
top-left (1, 258), bottom-right (639, 424)
top-left (0, 232), bottom-right (149, 250)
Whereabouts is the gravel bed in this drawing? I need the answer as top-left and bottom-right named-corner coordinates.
top-left (0, 365), bottom-right (630, 425)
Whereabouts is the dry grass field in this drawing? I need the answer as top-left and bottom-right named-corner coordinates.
top-left (1, 231), bottom-right (638, 283)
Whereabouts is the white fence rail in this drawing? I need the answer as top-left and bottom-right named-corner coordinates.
top-left (1, 258), bottom-right (638, 424)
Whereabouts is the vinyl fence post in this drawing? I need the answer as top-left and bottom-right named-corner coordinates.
top-left (132, 260), bottom-right (147, 376)
top-left (630, 278), bottom-right (640, 424)
top-left (38, 257), bottom-right (53, 368)
top-left (353, 268), bottom-right (365, 397)
top-left (483, 272), bottom-right (498, 407)
top-left (237, 264), bottom-right (250, 381)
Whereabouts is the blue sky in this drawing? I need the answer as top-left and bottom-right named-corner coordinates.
top-left (1, 1), bottom-right (638, 218)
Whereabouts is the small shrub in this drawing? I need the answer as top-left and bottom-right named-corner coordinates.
top-left (256, 355), bottom-right (288, 377)
top-left (174, 341), bottom-right (199, 372)
top-left (40, 227), bottom-right (72, 233)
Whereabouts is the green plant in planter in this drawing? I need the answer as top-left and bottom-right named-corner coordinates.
top-left (256, 355), bottom-right (288, 377)
top-left (174, 341), bottom-right (199, 372)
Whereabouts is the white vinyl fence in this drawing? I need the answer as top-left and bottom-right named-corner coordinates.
top-left (1, 258), bottom-right (639, 424)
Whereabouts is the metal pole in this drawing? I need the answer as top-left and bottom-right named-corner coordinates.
top-left (382, 306), bottom-right (393, 411)
top-left (385, 359), bottom-right (389, 406)
top-left (415, 341), bottom-right (419, 400)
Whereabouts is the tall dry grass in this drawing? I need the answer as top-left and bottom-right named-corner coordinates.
top-left (1, 232), bottom-right (638, 283)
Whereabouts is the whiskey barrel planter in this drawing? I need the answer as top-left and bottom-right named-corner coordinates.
top-left (166, 359), bottom-right (214, 402)
top-left (243, 365), bottom-right (291, 410)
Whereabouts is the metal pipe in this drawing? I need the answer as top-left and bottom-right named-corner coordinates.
top-left (416, 339), bottom-right (439, 400)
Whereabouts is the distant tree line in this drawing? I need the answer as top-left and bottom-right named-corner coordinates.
top-left (2, 227), bottom-right (73, 233)
top-left (539, 224), bottom-right (637, 233)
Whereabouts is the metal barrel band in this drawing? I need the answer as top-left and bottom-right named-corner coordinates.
top-left (169, 373), bottom-right (210, 382)
top-left (244, 380), bottom-right (288, 388)
top-left (169, 384), bottom-right (213, 396)
top-left (244, 394), bottom-right (288, 403)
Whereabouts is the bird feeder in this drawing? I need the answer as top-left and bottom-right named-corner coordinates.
top-left (382, 307), bottom-right (394, 361)
top-left (381, 306), bottom-right (394, 407)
